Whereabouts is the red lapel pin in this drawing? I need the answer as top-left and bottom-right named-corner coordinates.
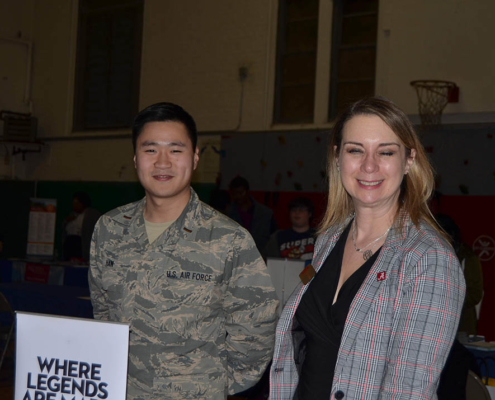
top-left (377, 271), bottom-right (386, 281)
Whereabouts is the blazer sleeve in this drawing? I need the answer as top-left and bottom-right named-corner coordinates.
top-left (223, 228), bottom-right (279, 394)
top-left (380, 247), bottom-right (466, 399)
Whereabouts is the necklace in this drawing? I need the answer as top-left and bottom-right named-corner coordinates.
top-left (352, 219), bottom-right (391, 261)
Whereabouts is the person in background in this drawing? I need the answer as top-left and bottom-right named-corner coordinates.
top-left (228, 176), bottom-right (277, 252)
top-left (263, 197), bottom-right (316, 261)
top-left (435, 213), bottom-right (483, 336)
top-left (62, 192), bottom-right (100, 262)
top-left (209, 189), bottom-right (231, 215)
top-left (435, 214), bottom-right (482, 400)
top-left (270, 97), bottom-right (465, 400)
top-left (89, 102), bottom-right (278, 400)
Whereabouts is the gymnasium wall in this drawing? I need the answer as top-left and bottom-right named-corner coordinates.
top-left (1, 0), bottom-right (495, 337)
top-left (0, 1), bottom-right (494, 144)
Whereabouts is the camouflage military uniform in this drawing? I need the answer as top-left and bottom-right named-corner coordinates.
top-left (89, 189), bottom-right (278, 400)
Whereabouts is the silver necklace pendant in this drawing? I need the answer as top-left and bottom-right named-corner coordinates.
top-left (352, 218), bottom-right (391, 261)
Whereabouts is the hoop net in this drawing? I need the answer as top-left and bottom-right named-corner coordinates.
top-left (410, 80), bottom-right (457, 128)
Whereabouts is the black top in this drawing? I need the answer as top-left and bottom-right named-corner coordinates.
top-left (295, 222), bottom-right (380, 400)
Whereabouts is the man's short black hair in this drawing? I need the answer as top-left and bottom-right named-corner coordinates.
top-left (132, 102), bottom-right (197, 152)
top-left (229, 176), bottom-right (250, 191)
top-left (288, 197), bottom-right (314, 215)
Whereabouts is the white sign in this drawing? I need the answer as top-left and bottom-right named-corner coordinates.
top-left (267, 258), bottom-right (306, 315)
top-left (15, 312), bottom-right (129, 400)
top-left (486, 385), bottom-right (495, 399)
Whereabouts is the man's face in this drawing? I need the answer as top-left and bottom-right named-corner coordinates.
top-left (289, 207), bottom-right (311, 229)
top-left (230, 186), bottom-right (249, 206)
top-left (72, 198), bottom-right (85, 213)
top-left (134, 121), bottom-right (199, 204)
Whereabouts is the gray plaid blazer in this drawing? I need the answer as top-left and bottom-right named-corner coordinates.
top-left (270, 212), bottom-right (466, 399)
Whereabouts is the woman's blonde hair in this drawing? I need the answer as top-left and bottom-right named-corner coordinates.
top-left (319, 96), bottom-right (440, 235)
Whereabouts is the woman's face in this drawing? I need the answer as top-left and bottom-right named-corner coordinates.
top-left (336, 114), bottom-right (415, 215)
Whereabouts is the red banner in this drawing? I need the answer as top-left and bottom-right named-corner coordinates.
top-left (255, 191), bottom-right (495, 340)
top-left (24, 263), bottom-right (50, 284)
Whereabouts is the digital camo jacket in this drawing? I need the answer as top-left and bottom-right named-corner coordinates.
top-left (89, 189), bottom-right (278, 400)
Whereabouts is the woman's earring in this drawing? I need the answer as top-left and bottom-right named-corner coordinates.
top-left (337, 164), bottom-right (340, 172)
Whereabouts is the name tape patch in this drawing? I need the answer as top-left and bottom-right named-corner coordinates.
top-left (167, 270), bottom-right (213, 282)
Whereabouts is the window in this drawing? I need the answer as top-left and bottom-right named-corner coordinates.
top-left (73, 0), bottom-right (143, 131)
top-left (274, 0), bottom-right (319, 124)
top-left (329, 0), bottom-right (379, 119)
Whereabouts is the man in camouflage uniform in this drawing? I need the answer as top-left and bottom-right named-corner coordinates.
top-left (89, 102), bottom-right (278, 399)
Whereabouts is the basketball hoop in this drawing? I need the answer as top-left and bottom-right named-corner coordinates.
top-left (410, 80), bottom-right (459, 128)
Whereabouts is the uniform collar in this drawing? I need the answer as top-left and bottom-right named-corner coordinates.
top-left (163, 188), bottom-right (202, 243)
top-left (133, 188), bottom-right (203, 248)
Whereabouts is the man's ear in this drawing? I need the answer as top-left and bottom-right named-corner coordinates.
top-left (133, 154), bottom-right (137, 169)
top-left (193, 147), bottom-right (199, 170)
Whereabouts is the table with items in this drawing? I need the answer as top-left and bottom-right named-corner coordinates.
top-left (0, 258), bottom-right (92, 319)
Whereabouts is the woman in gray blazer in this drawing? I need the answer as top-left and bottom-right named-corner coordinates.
top-left (270, 97), bottom-right (465, 400)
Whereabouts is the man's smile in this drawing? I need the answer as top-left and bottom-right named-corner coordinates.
top-left (152, 174), bottom-right (174, 181)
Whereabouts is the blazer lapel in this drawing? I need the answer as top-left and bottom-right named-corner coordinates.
top-left (337, 247), bottom-right (394, 359)
top-left (334, 212), bottom-right (410, 376)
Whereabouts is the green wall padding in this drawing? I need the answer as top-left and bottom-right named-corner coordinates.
top-left (0, 180), bottom-right (215, 259)
top-left (0, 181), bottom-right (35, 259)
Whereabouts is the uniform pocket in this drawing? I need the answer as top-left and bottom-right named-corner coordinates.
top-left (100, 264), bottom-right (133, 321)
top-left (101, 265), bottom-right (128, 301)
